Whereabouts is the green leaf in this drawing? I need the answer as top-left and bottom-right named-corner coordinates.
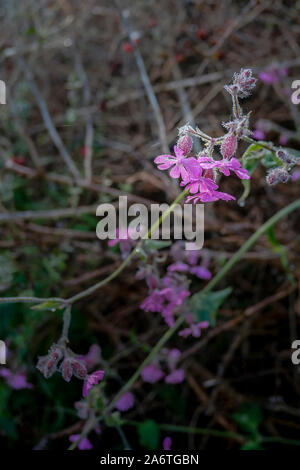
top-left (189, 287), bottom-right (232, 326)
top-left (232, 403), bottom-right (262, 437)
top-left (239, 142), bottom-right (276, 205)
top-left (241, 440), bottom-right (263, 450)
top-left (138, 420), bottom-right (160, 450)
top-left (31, 300), bottom-right (62, 311)
top-left (144, 240), bottom-right (171, 251)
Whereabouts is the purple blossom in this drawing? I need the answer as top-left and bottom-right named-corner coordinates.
top-left (141, 285), bottom-right (190, 327)
top-left (163, 436), bottom-right (172, 450)
top-left (252, 129), bottom-right (265, 140)
top-left (82, 370), bottom-right (104, 398)
top-left (181, 172), bottom-right (218, 194)
top-left (214, 158), bottom-right (250, 179)
top-left (186, 190), bottom-right (235, 204)
top-left (0, 368), bottom-right (33, 390)
top-left (179, 320), bottom-right (209, 338)
top-left (154, 146), bottom-right (198, 180)
top-left (279, 134), bottom-right (289, 146)
top-left (165, 368), bottom-right (185, 384)
top-left (80, 344), bottom-right (101, 371)
top-left (141, 364), bottom-right (165, 383)
top-left (115, 392), bottom-right (135, 412)
top-left (259, 68), bottom-right (288, 85)
top-left (168, 262), bottom-right (211, 280)
top-left (292, 170), bottom-right (300, 181)
top-left (69, 434), bottom-right (93, 450)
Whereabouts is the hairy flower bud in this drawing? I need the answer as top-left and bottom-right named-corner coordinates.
top-left (71, 359), bottom-right (87, 380)
top-left (225, 68), bottom-right (257, 98)
top-left (37, 345), bottom-right (63, 379)
top-left (177, 135), bottom-right (193, 156)
top-left (221, 133), bottom-right (237, 159)
top-left (266, 168), bottom-right (290, 185)
top-left (61, 357), bottom-right (73, 382)
top-left (276, 149), bottom-right (295, 166)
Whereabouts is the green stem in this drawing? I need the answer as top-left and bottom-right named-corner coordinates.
top-left (202, 199), bottom-right (300, 294)
top-left (66, 190), bottom-right (188, 304)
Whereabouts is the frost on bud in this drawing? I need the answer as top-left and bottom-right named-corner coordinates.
top-left (276, 149), bottom-right (295, 166)
top-left (71, 359), bottom-right (88, 380)
top-left (177, 135), bottom-right (193, 156)
top-left (221, 133), bottom-right (237, 159)
top-left (61, 357), bottom-right (73, 382)
top-left (266, 168), bottom-right (290, 186)
top-left (36, 345), bottom-right (63, 379)
top-left (225, 68), bottom-right (257, 98)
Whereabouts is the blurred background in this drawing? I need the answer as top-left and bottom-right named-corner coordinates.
top-left (0, 0), bottom-right (300, 450)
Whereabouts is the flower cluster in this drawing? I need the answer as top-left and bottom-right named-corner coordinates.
top-left (141, 348), bottom-right (185, 384)
top-left (36, 342), bottom-right (104, 397)
top-left (154, 69), bottom-right (255, 204)
top-left (139, 242), bottom-right (211, 336)
top-left (266, 149), bottom-right (297, 186)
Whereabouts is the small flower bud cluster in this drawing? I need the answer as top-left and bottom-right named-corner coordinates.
top-left (224, 68), bottom-right (257, 98)
top-left (266, 149), bottom-right (296, 186)
top-left (36, 343), bottom-right (87, 382)
top-left (276, 149), bottom-right (295, 166)
top-left (266, 167), bottom-right (290, 185)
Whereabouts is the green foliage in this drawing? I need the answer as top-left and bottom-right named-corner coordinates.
top-left (138, 419), bottom-right (160, 450)
top-left (189, 287), bottom-right (232, 325)
top-left (233, 402), bottom-right (263, 449)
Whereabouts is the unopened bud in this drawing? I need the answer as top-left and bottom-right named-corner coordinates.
top-left (266, 168), bottom-right (290, 185)
top-left (177, 135), bottom-right (193, 156)
top-left (61, 357), bottom-right (73, 382)
top-left (276, 149), bottom-right (295, 166)
top-left (221, 133), bottom-right (237, 159)
top-left (71, 359), bottom-right (87, 380)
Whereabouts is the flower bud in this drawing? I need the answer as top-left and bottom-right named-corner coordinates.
top-left (61, 357), bottom-right (73, 382)
top-left (71, 359), bottom-right (87, 380)
top-left (177, 135), bottom-right (193, 156)
top-left (221, 133), bottom-right (237, 159)
top-left (266, 168), bottom-right (290, 185)
top-left (276, 149), bottom-right (295, 166)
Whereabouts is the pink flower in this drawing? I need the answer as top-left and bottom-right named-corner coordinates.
top-left (141, 364), bottom-right (164, 383)
top-left (189, 266), bottom-right (212, 280)
top-left (292, 170), bottom-right (300, 181)
top-left (214, 158), bottom-right (250, 179)
top-left (181, 172), bottom-right (218, 194)
top-left (168, 262), bottom-right (211, 280)
top-left (80, 344), bottom-right (101, 371)
top-left (179, 320), bottom-right (209, 338)
top-left (115, 392), bottom-right (135, 412)
top-left (69, 434), bottom-right (93, 450)
top-left (165, 368), bottom-right (185, 384)
top-left (279, 134), bottom-right (289, 146)
top-left (154, 146), bottom-right (198, 180)
top-left (186, 190), bottom-right (235, 204)
top-left (0, 368), bottom-right (33, 390)
top-left (252, 129), bottom-right (265, 140)
top-left (259, 70), bottom-right (279, 84)
top-left (82, 370), bottom-right (104, 398)
top-left (163, 436), bottom-right (172, 450)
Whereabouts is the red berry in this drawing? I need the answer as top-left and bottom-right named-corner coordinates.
top-left (122, 42), bottom-right (133, 53)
